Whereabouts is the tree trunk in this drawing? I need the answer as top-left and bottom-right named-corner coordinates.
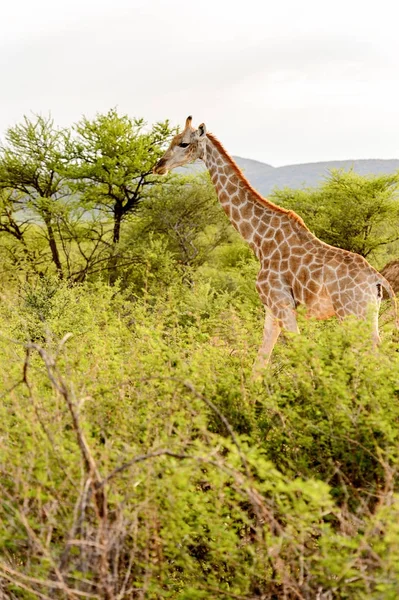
top-left (108, 207), bottom-right (123, 285)
top-left (113, 209), bottom-right (122, 245)
top-left (43, 214), bottom-right (63, 278)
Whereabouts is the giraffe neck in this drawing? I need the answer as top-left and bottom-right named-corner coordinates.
top-left (202, 134), bottom-right (306, 254)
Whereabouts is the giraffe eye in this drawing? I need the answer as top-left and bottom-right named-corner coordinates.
top-left (178, 142), bottom-right (190, 148)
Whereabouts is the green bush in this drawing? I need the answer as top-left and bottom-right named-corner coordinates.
top-left (271, 170), bottom-right (399, 263)
top-left (1, 276), bottom-right (399, 599)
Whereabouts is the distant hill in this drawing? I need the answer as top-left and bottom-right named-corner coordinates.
top-left (180, 157), bottom-right (399, 196)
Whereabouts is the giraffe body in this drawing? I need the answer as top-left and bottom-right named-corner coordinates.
top-left (154, 117), bottom-right (397, 369)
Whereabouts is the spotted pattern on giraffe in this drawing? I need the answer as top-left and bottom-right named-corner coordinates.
top-left (153, 117), bottom-right (398, 370)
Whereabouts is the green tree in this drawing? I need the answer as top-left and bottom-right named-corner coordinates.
top-left (67, 109), bottom-right (174, 280)
top-left (0, 188), bottom-right (27, 244)
top-left (0, 114), bottom-right (69, 277)
top-left (271, 169), bottom-right (399, 260)
top-left (0, 188), bottom-right (48, 280)
top-left (138, 173), bottom-right (231, 266)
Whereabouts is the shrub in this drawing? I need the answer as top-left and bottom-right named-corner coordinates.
top-left (1, 278), bottom-right (399, 598)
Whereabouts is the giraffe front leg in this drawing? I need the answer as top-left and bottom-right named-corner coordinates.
top-left (252, 308), bottom-right (281, 380)
top-left (253, 274), bottom-right (300, 378)
top-left (279, 307), bottom-right (300, 334)
top-left (252, 304), bottom-right (300, 380)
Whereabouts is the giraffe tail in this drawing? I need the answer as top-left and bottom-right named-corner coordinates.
top-left (377, 274), bottom-right (399, 330)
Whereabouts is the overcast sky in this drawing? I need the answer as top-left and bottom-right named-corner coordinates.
top-left (1, 0), bottom-right (399, 166)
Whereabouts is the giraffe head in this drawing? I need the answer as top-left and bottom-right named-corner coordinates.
top-left (153, 116), bottom-right (207, 175)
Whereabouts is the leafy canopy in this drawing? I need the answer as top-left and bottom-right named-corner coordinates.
top-left (271, 169), bottom-right (399, 259)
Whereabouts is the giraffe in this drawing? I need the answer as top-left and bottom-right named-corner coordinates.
top-left (153, 116), bottom-right (397, 371)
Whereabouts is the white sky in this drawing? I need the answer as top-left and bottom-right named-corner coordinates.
top-left (1, 0), bottom-right (399, 166)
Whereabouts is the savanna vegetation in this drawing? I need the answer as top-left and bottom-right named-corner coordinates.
top-left (1, 111), bottom-right (399, 600)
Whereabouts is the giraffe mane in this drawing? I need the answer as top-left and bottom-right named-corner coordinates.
top-left (206, 133), bottom-right (309, 230)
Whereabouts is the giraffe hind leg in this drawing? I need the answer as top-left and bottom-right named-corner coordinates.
top-left (371, 288), bottom-right (382, 347)
top-left (327, 282), bottom-right (382, 348)
top-left (371, 309), bottom-right (381, 347)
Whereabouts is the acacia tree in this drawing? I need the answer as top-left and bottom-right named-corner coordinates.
top-left (0, 188), bottom-right (43, 276)
top-left (67, 109), bottom-right (174, 280)
top-left (271, 170), bottom-right (399, 260)
top-left (138, 173), bottom-right (231, 266)
top-left (0, 189), bottom-right (26, 242)
top-left (0, 115), bottom-right (69, 277)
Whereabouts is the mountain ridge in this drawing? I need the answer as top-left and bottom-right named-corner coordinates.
top-left (232, 157), bottom-right (399, 195)
top-left (181, 157), bottom-right (399, 196)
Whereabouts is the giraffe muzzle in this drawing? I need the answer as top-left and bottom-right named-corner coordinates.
top-left (153, 159), bottom-right (169, 175)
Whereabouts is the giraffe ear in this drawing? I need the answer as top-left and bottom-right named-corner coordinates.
top-left (198, 123), bottom-right (207, 137)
